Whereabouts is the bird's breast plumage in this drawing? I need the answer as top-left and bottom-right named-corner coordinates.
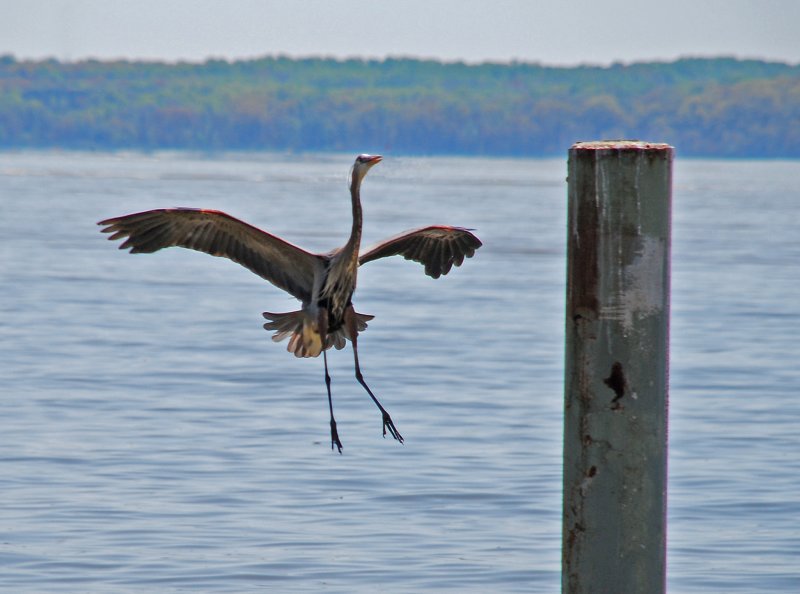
top-left (319, 275), bottom-right (355, 331)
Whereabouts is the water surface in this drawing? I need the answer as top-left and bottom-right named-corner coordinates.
top-left (1, 152), bottom-right (798, 592)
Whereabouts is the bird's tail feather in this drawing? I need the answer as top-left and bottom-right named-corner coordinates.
top-left (262, 310), bottom-right (374, 358)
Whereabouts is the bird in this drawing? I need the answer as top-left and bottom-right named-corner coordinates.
top-left (98, 154), bottom-right (482, 453)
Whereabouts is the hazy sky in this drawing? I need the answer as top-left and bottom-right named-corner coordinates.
top-left (2, 0), bottom-right (799, 66)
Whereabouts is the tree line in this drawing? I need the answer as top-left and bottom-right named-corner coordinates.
top-left (1, 54), bottom-right (798, 157)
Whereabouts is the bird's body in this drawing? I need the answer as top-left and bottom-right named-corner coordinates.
top-left (99, 154), bottom-right (482, 452)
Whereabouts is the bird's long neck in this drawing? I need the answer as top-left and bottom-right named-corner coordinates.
top-left (319, 172), bottom-right (362, 314)
top-left (317, 167), bottom-right (367, 323)
top-left (344, 173), bottom-right (363, 257)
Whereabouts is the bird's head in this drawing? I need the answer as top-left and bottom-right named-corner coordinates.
top-left (350, 154), bottom-right (382, 186)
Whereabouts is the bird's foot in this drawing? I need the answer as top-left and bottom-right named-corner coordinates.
top-left (331, 419), bottom-right (343, 454)
top-left (382, 412), bottom-right (404, 444)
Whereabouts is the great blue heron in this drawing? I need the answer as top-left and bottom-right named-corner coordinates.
top-left (98, 154), bottom-right (482, 452)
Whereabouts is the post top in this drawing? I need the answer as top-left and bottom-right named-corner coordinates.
top-left (571, 140), bottom-right (673, 151)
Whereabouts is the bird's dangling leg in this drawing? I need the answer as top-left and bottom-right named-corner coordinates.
top-left (323, 349), bottom-right (343, 454)
top-left (345, 309), bottom-right (403, 444)
top-left (353, 346), bottom-right (404, 443)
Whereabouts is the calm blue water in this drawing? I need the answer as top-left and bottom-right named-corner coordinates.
top-left (0, 152), bottom-right (798, 593)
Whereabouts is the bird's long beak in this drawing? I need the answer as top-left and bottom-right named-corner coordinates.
top-left (368, 155), bottom-right (382, 165)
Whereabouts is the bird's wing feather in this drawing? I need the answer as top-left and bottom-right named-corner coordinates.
top-left (359, 226), bottom-right (482, 279)
top-left (98, 208), bottom-right (320, 301)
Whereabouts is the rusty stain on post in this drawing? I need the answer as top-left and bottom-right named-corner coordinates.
top-left (563, 140), bottom-right (672, 594)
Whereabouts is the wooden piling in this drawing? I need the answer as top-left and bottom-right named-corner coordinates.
top-left (563, 141), bottom-right (673, 594)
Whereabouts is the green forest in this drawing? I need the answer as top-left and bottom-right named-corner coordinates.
top-left (1, 54), bottom-right (798, 157)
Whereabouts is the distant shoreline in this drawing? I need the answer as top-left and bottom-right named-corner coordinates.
top-left (2, 55), bottom-right (798, 158)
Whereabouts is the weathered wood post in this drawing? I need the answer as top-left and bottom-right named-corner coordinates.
top-left (562, 141), bottom-right (672, 594)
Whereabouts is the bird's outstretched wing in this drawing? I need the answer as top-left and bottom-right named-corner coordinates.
top-left (359, 226), bottom-right (482, 279)
top-left (98, 208), bottom-right (320, 301)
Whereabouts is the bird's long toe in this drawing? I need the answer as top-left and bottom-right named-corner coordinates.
top-left (382, 413), bottom-right (404, 444)
top-left (331, 419), bottom-right (343, 454)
